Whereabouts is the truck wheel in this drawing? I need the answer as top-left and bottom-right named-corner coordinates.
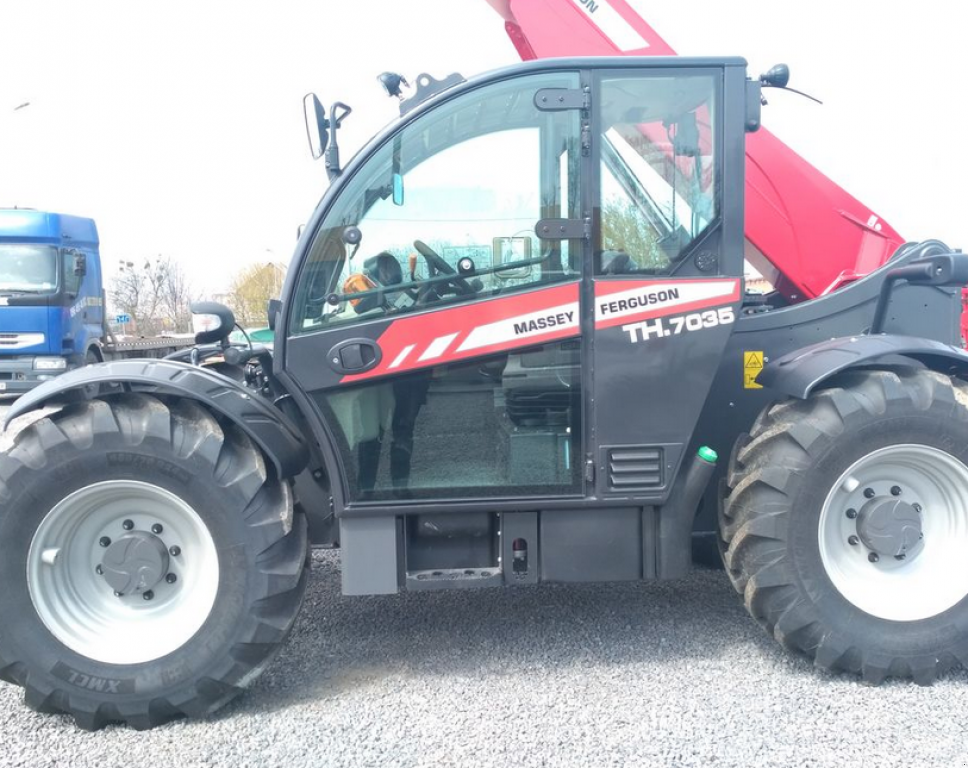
top-left (0, 393), bottom-right (308, 729)
top-left (721, 367), bottom-right (968, 684)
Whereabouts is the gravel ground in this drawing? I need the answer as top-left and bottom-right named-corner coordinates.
top-left (3, 399), bottom-right (968, 767)
top-left (2, 552), bottom-right (968, 768)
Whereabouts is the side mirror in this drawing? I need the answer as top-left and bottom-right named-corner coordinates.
top-left (190, 301), bottom-right (236, 345)
top-left (303, 93), bottom-right (329, 160)
top-left (267, 298), bottom-right (282, 331)
top-left (73, 252), bottom-right (87, 277)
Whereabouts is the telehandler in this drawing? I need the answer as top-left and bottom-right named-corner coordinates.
top-left (1, 55), bottom-right (966, 730)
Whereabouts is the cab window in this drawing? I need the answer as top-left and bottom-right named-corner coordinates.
top-left (61, 250), bottom-right (83, 295)
top-left (290, 72), bottom-right (582, 335)
top-left (597, 73), bottom-right (720, 275)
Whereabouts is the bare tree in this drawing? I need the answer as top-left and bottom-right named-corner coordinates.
top-left (227, 263), bottom-right (286, 328)
top-left (110, 256), bottom-right (195, 336)
top-left (158, 260), bottom-right (194, 333)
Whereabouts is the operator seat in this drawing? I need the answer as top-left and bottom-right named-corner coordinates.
top-left (363, 252), bottom-right (403, 287)
top-left (345, 252), bottom-right (404, 314)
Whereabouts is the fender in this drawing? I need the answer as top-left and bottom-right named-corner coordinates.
top-left (4, 359), bottom-right (309, 478)
top-left (759, 334), bottom-right (968, 399)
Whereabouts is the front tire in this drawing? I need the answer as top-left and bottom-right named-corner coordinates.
top-left (0, 393), bottom-right (308, 729)
top-left (721, 367), bottom-right (968, 684)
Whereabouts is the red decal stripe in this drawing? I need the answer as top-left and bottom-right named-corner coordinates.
top-left (340, 279), bottom-right (740, 384)
top-left (341, 282), bottom-right (580, 383)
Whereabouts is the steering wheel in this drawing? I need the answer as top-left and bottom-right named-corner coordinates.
top-left (413, 240), bottom-right (477, 299)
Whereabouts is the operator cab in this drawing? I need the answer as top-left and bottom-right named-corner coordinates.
top-left (284, 56), bottom-right (749, 591)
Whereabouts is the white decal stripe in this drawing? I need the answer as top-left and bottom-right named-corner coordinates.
top-left (596, 281), bottom-right (735, 323)
top-left (457, 301), bottom-right (580, 352)
top-left (568, 0), bottom-right (649, 52)
top-left (388, 344), bottom-right (416, 369)
top-left (418, 333), bottom-right (459, 361)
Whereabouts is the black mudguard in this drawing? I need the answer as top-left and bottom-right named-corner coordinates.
top-left (5, 360), bottom-right (309, 478)
top-left (760, 334), bottom-right (968, 399)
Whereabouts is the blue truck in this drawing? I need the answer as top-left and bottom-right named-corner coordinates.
top-left (0, 209), bottom-right (190, 393)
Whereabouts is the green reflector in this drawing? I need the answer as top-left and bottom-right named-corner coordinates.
top-left (698, 446), bottom-right (718, 463)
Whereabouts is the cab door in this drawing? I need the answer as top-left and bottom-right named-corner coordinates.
top-left (281, 70), bottom-right (587, 506)
top-left (589, 66), bottom-right (745, 500)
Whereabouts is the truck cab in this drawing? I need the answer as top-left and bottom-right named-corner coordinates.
top-left (0, 209), bottom-right (104, 392)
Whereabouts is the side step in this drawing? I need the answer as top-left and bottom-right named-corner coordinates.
top-left (406, 567), bottom-right (503, 591)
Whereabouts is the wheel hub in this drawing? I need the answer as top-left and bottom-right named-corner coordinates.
top-left (100, 530), bottom-right (171, 596)
top-left (856, 497), bottom-right (922, 558)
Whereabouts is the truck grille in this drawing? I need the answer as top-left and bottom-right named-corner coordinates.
top-left (607, 446), bottom-right (664, 491)
top-left (0, 333), bottom-right (44, 349)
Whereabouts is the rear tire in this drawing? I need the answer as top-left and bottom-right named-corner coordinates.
top-left (0, 393), bottom-right (308, 729)
top-left (721, 367), bottom-right (968, 684)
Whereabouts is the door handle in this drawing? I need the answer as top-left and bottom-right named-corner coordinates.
top-left (326, 338), bottom-right (382, 374)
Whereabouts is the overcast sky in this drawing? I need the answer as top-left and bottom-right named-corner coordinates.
top-left (1, 1), bottom-right (964, 295)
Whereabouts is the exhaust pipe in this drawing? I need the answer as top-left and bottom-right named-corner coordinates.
top-left (657, 446), bottom-right (718, 579)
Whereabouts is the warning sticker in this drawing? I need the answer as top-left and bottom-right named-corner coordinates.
top-left (744, 351), bottom-right (764, 389)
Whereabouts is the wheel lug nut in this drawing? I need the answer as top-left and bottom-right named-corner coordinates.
top-left (895, 554), bottom-right (906, 561)
top-left (95, 564), bottom-right (103, 575)
top-left (863, 488), bottom-right (875, 499)
top-left (169, 545), bottom-right (181, 557)
top-left (913, 504), bottom-right (923, 513)
top-left (122, 519), bottom-right (134, 531)
top-left (143, 590), bottom-right (154, 601)
top-left (868, 552), bottom-right (880, 563)
top-left (99, 536), bottom-right (111, 548)
top-left (848, 535), bottom-right (860, 546)
top-left (166, 573), bottom-right (177, 584)
top-left (151, 523), bottom-right (164, 535)
top-left (114, 591), bottom-right (124, 598)
top-left (890, 486), bottom-right (902, 496)
top-left (846, 508), bottom-right (858, 519)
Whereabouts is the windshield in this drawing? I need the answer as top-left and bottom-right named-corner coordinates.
top-left (0, 244), bottom-right (58, 293)
top-left (291, 71), bottom-right (580, 335)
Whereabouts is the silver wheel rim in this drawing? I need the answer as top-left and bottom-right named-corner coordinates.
top-left (819, 444), bottom-right (968, 621)
top-left (27, 480), bottom-right (219, 664)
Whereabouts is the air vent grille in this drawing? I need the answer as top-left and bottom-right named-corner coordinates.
top-left (607, 446), bottom-right (663, 491)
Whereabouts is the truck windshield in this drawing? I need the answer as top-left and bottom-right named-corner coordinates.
top-left (0, 244), bottom-right (58, 293)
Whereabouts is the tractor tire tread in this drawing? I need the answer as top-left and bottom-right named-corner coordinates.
top-left (3, 393), bottom-right (308, 730)
top-left (721, 367), bottom-right (961, 685)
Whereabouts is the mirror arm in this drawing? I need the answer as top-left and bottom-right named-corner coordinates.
top-left (325, 140), bottom-right (341, 181)
top-left (325, 102), bottom-right (353, 180)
